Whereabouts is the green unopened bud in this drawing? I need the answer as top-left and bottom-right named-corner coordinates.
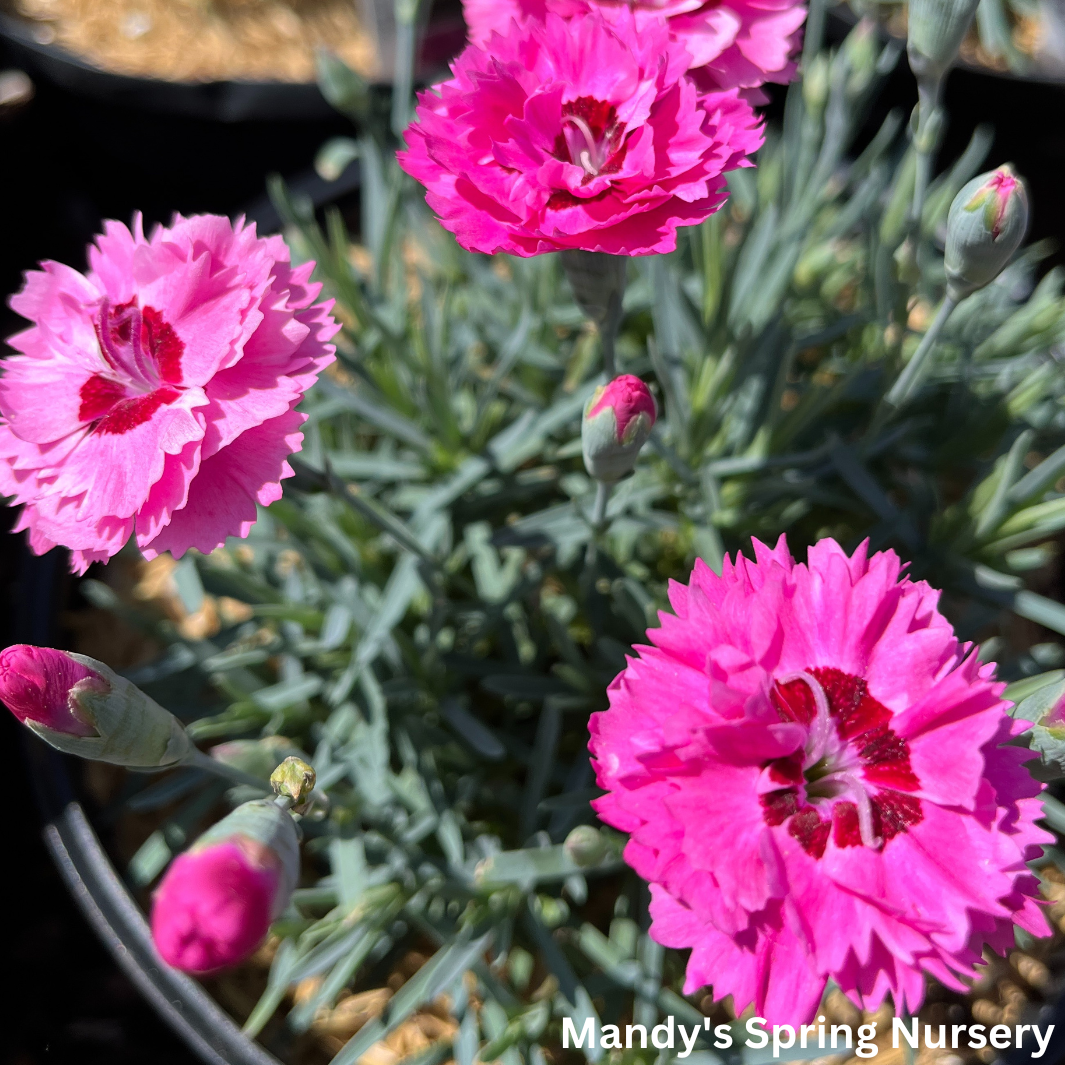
top-left (802, 54), bottom-right (830, 114)
top-left (563, 825), bottom-right (608, 867)
top-left (271, 756), bottom-right (316, 806)
top-left (844, 19), bottom-right (879, 99)
top-left (4, 647), bottom-right (190, 767)
top-left (945, 165), bottom-right (1028, 301)
top-left (582, 374), bottom-right (657, 483)
top-left (906, 0), bottom-right (981, 85)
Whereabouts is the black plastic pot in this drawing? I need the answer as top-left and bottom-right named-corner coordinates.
top-left (0, 2), bottom-right (465, 122)
top-left (0, 11), bottom-right (337, 122)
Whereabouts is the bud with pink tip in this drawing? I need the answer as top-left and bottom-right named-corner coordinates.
top-left (0, 644), bottom-right (190, 767)
top-left (945, 165), bottom-right (1029, 301)
top-left (582, 375), bottom-right (657, 482)
top-left (151, 799), bottom-right (300, 974)
top-left (0, 644), bottom-right (100, 737)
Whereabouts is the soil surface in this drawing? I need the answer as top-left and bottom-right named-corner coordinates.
top-left (3, 0), bottom-right (377, 83)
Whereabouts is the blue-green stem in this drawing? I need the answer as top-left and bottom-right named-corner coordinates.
top-left (884, 294), bottom-right (958, 409)
top-left (183, 746), bottom-right (271, 792)
top-left (391, 0), bottom-right (423, 138)
top-left (586, 480), bottom-right (614, 565)
top-left (911, 77), bottom-right (942, 226)
top-left (601, 322), bottom-right (617, 380)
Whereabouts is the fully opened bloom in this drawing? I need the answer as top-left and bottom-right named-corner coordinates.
top-left (0, 215), bottom-right (338, 574)
top-left (589, 537), bottom-right (1050, 1021)
top-left (461, 0), bottom-right (806, 93)
top-left (398, 9), bottom-right (764, 257)
top-left (152, 799), bottom-right (300, 974)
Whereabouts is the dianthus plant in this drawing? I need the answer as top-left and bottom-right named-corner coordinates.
top-left (5, 3), bottom-right (1065, 1065)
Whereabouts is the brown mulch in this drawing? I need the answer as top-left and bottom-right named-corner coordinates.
top-left (5, 0), bottom-right (377, 82)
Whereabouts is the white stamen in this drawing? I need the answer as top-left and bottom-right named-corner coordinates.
top-left (819, 770), bottom-right (883, 850)
top-left (777, 670), bottom-right (832, 765)
top-left (561, 114), bottom-right (605, 175)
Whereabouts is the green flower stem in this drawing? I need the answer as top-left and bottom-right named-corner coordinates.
top-left (585, 480), bottom-right (615, 565)
top-left (592, 479), bottom-right (613, 530)
top-left (884, 294), bottom-right (957, 410)
top-left (601, 321), bottom-right (617, 380)
top-left (911, 78), bottom-right (942, 226)
top-left (183, 746), bottom-right (272, 792)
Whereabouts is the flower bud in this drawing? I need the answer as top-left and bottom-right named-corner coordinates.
top-left (559, 250), bottom-right (627, 331)
top-left (151, 799), bottom-right (300, 974)
top-left (270, 755), bottom-right (316, 806)
top-left (945, 165), bottom-right (1028, 301)
top-left (0, 644), bottom-right (99, 737)
top-left (582, 374), bottom-right (656, 482)
top-left (906, 0), bottom-right (981, 85)
top-left (0, 645), bottom-right (190, 767)
top-left (564, 825), bottom-right (608, 867)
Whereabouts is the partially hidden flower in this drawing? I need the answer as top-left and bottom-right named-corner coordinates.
top-left (589, 536), bottom-right (1051, 1022)
top-left (152, 798), bottom-right (300, 974)
top-left (0, 644), bottom-right (190, 766)
top-left (398, 9), bottom-right (764, 257)
top-left (945, 165), bottom-right (1028, 302)
top-left (582, 374), bottom-right (656, 481)
top-left (0, 214), bottom-right (339, 574)
top-left (461, 0), bottom-right (806, 93)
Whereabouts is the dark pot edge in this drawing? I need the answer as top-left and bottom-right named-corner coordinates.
top-left (44, 786), bottom-right (284, 1065)
top-left (0, 11), bottom-right (344, 122)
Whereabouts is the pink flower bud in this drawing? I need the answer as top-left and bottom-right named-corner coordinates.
top-left (587, 375), bottom-right (657, 441)
top-left (0, 644), bottom-right (101, 737)
top-left (151, 799), bottom-right (300, 974)
top-left (151, 839), bottom-right (280, 974)
top-left (582, 375), bottom-right (657, 482)
top-left (945, 165), bottom-right (1028, 300)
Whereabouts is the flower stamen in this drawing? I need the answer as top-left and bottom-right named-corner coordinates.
top-left (818, 770), bottom-right (883, 849)
top-left (777, 670), bottom-right (832, 764)
top-left (561, 114), bottom-right (607, 176)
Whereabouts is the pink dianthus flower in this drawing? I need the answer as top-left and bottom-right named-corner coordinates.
top-left (397, 9), bottom-right (764, 257)
top-left (0, 214), bottom-right (338, 573)
top-left (589, 536), bottom-right (1051, 1021)
top-left (461, 0), bottom-right (806, 93)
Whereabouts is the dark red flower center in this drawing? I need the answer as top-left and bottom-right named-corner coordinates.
top-left (79, 299), bottom-right (185, 435)
top-left (759, 667), bottom-right (923, 859)
top-left (553, 97), bottom-right (627, 180)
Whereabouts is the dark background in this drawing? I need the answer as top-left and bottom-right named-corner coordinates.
top-left (2, 15), bottom-right (1065, 1065)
